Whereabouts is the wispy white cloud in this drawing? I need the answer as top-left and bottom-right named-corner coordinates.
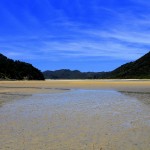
top-left (1, 0), bottom-right (150, 71)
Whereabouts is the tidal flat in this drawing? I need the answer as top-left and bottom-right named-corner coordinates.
top-left (0, 80), bottom-right (150, 150)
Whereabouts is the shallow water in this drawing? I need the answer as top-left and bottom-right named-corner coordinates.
top-left (0, 89), bottom-right (150, 150)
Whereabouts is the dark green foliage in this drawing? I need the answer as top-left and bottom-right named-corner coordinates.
top-left (43, 69), bottom-right (85, 79)
top-left (43, 51), bottom-right (150, 79)
top-left (110, 52), bottom-right (150, 79)
top-left (43, 69), bottom-right (109, 79)
top-left (0, 54), bottom-right (44, 80)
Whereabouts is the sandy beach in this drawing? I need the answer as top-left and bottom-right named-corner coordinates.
top-left (1, 79), bottom-right (150, 91)
top-left (0, 80), bottom-right (150, 106)
top-left (0, 80), bottom-right (150, 150)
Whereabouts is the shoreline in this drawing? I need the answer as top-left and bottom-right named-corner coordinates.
top-left (0, 80), bottom-right (150, 150)
top-left (0, 80), bottom-right (150, 106)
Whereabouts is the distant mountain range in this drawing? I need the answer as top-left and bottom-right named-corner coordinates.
top-left (0, 54), bottom-right (44, 80)
top-left (43, 69), bottom-right (108, 79)
top-left (43, 51), bottom-right (150, 79)
top-left (0, 51), bottom-right (150, 80)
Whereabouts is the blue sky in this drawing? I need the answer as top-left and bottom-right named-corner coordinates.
top-left (0, 0), bottom-right (150, 72)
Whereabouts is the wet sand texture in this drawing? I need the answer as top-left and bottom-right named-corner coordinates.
top-left (0, 80), bottom-right (150, 106)
top-left (0, 80), bottom-right (150, 150)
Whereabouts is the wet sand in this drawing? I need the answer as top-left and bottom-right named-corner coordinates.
top-left (0, 80), bottom-right (150, 105)
top-left (0, 80), bottom-right (150, 150)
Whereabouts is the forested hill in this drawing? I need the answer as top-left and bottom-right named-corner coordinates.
top-left (1, 51), bottom-right (149, 80)
top-left (110, 51), bottom-right (150, 79)
top-left (0, 54), bottom-right (44, 80)
top-left (43, 69), bottom-right (108, 79)
top-left (43, 51), bottom-right (150, 79)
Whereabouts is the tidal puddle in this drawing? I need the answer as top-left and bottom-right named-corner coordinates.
top-left (0, 89), bottom-right (150, 150)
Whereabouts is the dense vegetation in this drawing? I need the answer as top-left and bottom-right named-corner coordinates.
top-left (0, 54), bottom-right (44, 80)
top-left (43, 52), bottom-right (150, 79)
top-left (110, 51), bottom-right (150, 79)
top-left (1, 51), bottom-right (149, 80)
top-left (43, 69), bottom-right (109, 79)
